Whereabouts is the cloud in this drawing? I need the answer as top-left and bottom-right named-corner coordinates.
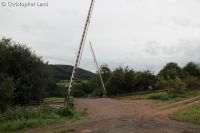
top-left (172, 17), bottom-right (191, 27)
top-left (1, 0), bottom-right (200, 73)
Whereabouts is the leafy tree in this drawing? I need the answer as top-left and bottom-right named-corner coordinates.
top-left (158, 62), bottom-right (184, 80)
top-left (0, 75), bottom-right (15, 112)
top-left (107, 67), bottom-right (125, 95)
top-left (46, 81), bottom-right (65, 97)
top-left (134, 71), bottom-right (158, 92)
top-left (183, 62), bottom-right (200, 77)
top-left (0, 38), bottom-right (51, 108)
top-left (184, 76), bottom-right (200, 90)
top-left (88, 64), bottom-right (112, 96)
top-left (158, 77), bottom-right (186, 94)
top-left (124, 67), bottom-right (136, 93)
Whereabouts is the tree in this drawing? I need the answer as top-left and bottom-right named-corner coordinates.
top-left (107, 67), bottom-right (125, 95)
top-left (183, 62), bottom-right (200, 77)
top-left (0, 75), bottom-right (15, 112)
top-left (134, 71), bottom-right (158, 92)
top-left (158, 62), bottom-right (184, 80)
top-left (0, 38), bottom-right (52, 108)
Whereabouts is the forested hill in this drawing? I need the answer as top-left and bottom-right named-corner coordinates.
top-left (49, 65), bottom-right (95, 81)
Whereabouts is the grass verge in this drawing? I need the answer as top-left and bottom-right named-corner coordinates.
top-left (0, 104), bottom-right (83, 133)
top-left (44, 97), bottom-right (65, 102)
top-left (171, 104), bottom-right (200, 124)
top-left (121, 90), bottom-right (200, 102)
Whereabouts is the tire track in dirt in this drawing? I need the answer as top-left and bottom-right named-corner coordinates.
top-left (25, 97), bottom-right (200, 133)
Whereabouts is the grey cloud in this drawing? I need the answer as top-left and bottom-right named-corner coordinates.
top-left (145, 41), bottom-right (160, 56)
top-left (21, 25), bottom-right (32, 33)
top-left (145, 39), bottom-right (200, 57)
top-left (1, 0), bottom-right (200, 73)
top-left (172, 17), bottom-right (191, 27)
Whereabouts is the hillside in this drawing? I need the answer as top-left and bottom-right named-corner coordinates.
top-left (49, 65), bottom-right (95, 81)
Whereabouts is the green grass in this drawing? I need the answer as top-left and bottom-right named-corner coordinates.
top-left (171, 104), bottom-right (200, 124)
top-left (57, 80), bottom-right (70, 87)
top-left (44, 97), bottom-right (65, 102)
top-left (122, 90), bottom-right (200, 102)
top-left (0, 104), bottom-right (83, 133)
top-left (58, 128), bottom-right (76, 133)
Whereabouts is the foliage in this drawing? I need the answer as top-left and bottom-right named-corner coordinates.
top-left (56, 105), bottom-right (75, 117)
top-left (49, 65), bottom-right (95, 81)
top-left (107, 67), bottom-right (126, 95)
top-left (46, 81), bottom-right (65, 97)
top-left (159, 77), bottom-right (186, 94)
top-left (123, 90), bottom-right (200, 102)
top-left (74, 61), bottom-right (200, 97)
top-left (72, 83), bottom-right (87, 97)
top-left (184, 76), bottom-right (200, 90)
top-left (134, 71), bottom-right (158, 92)
top-left (183, 62), bottom-right (200, 77)
top-left (57, 80), bottom-right (70, 87)
top-left (44, 97), bottom-right (64, 102)
top-left (79, 65), bottom-right (158, 96)
top-left (0, 38), bottom-right (52, 111)
top-left (0, 75), bottom-right (15, 112)
top-left (171, 104), bottom-right (200, 124)
top-left (158, 62), bottom-right (184, 80)
top-left (0, 104), bottom-right (80, 132)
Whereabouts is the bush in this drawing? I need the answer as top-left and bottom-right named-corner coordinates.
top-left (159, 77), bottom-right (186, 94)
top-left (0, 104), bottom-right (59, 122)
top-left (169, 77), bottom-right (186, 94)
top-left (0, 38), bottom-right (52, 110)
top-left (0, 75), bottom-right (15, 112)
top-left (0, 104), bottom-right (80, 132)
top-left (72, 83), bottom-right (87, 98)
top-left (146, 92), bottom-right (169, 100)
top-left (184, 76), bottom-right (200, 90)
top-left (56, 105), bottom-right (75, 117)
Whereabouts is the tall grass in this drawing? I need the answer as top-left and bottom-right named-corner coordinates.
top-left (123, 90), bottom-right (200, 102)
top-left (171, 104), bottom-right (200, 124)
top-left (0, 104), bottom-right (82, 132)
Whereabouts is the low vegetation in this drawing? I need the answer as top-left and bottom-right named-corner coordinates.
top-left (171, 104), bottom-right (200, 124)
top-left (73, 62), bottom-right (200, 98)
top-left (122, 90), bottom-right (200, 102)
top-left (0, 104), bottom-right (82, 132)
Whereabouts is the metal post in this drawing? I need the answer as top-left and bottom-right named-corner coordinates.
top-left (89, 42), bottom-right (107, 97)
top-left (65, 0), bottom-right (95, 105)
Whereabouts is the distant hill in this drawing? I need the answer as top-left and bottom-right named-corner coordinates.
top-left (49, 65), bottom-right (95, 81)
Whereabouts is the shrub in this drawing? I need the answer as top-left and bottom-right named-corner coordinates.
top-left (0, 104), bottom-right (59, 122)
top-left (0, 75), bottom-right (15, 112)
top-left (0, 104), bottom-right (80, 132)
top-left (159, 77), bottom-right (186, 94)
top-left (146, 92), bottom-right (168, 100)
top-left (0, 38), bottom-right (52, 108)
top-left (184, 76), bottom-right (200, 90)
top-left (56, 105), bottom-right (75, 117)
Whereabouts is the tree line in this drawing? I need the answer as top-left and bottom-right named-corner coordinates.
top-left (1, 38), bottom-right (200, 112)
top-left (73, 62), bottom-right (200, 97)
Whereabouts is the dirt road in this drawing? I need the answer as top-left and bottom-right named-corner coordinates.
top-left (26, 98), bottom-right (200, 133)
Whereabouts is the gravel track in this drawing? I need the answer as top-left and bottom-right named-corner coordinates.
top-left (25, 97), bottom-right (200, 133)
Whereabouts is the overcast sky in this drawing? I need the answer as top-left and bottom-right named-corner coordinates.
top-left (0, 0), bottom-right (200, 73)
